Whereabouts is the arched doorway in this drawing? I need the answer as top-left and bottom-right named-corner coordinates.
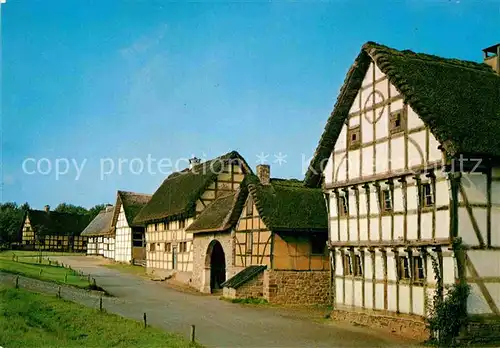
top-left (206, 240), bottom-right (226, 293)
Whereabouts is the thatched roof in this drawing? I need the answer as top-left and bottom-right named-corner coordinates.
top-left (249, 178), bottom-right (328, 232)
top-left (185, 176), bottom-right (256, 233)
top-left (113, 191), bottom-right (152, 228)
top-left (304, 41), bottom-right (500, 187)
top-left (134, 151), bottom-right (251, 224)
top-left (81, 206), bottom-right (114, 237)
top-left (25, 210), bottom-right (91, 237)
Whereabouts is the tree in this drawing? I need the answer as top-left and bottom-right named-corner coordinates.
top-left (88, 204), bottom-right (108, 220)
top-left (54, 203), bottom-right (88, 215)
top-left (0, 202), bottom-right (26, 245)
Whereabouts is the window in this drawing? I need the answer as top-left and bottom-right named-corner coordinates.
top-left (380, 189), bottom-right (393, 212)
top-left (246, 232), bottom-right (253, 254)
top-left (347, 126), bottom-right (361, 150)
top-left (179, 220), bottom-right (186, 229)
top-left (398, 256), bottom-right (410, 280)
top-left (413, 256), bottom-right (425, 282)
top-left (246, 196), bottom-right (254, 216)
top-left (338, 195), bottom-right (348, 216)
top-left (133, 240), bottom-right (143, 247)
top-left (421, 183), bottom-right (434, 207)
top-left (165, 221), bottom-right (170, 230)
top-left (343, 253), bottom-right (353, 275)
top-left (390, 109), bottom-right (406, 134)
top-left (82, 241), bottom-right (87, 248)
top-left (164, 242), bottom-right (171, 253)
top-left (311, 234), bottom-right (327, 255)
top-left (150, 243), bottom-right (156, 252)
top-left (57, 240), bottom-right (62, 246)
top-left (154, 223), bottom-right (158, 231)
top-left (354, 255), bottom-right (363, 277)
top-left (179, 241), bottom-right (188, 253)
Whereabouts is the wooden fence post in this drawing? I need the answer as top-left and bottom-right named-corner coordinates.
top-left (143, 312), bottom-right (147, 328)
top-left (99, 296), bottom-right (103, 311)
top-left (15, 276), bottom-right (19, 289)
top-left (57, 286), bottom-right (61, 298)
top-left (64, 273), bottom-right (68, 283)
top-left (190, 325), bottom-right (196, 342)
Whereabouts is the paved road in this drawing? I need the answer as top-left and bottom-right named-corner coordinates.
top-left (51, 256), bottom-right (415, 348)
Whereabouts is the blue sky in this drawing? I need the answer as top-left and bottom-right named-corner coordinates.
top-left (1, 0), bottom-right (499, 209)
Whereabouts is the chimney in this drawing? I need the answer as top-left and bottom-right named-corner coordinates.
top-left (189, 156), bottom-right (201, 170)
top-left (44, 205), bottom-right (50, 212)
top-left (256, 164), bottom-right (270, 185)
top-left (483, 43), bottom-right (500, 74)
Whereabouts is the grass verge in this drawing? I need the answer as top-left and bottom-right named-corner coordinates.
top-left (102, 262), bottom-right (147, 276)
top-left (0, 286), bottom-right (202, 348)
top-left (220, 296), bottom-right (269, 305)
top-left (0, 251), bottom-right (91, 289)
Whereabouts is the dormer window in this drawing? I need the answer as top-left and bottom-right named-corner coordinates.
top-left (347, 126), bottom-right (361, 150)
top-left (390, 109), bottom-right (406, 134)
top-left (421, 183), bottom-right (434, 207)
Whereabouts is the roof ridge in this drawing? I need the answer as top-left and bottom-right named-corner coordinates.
top-left (118, 190), bottom-right (152, 196)
top-left (30, 209), bottom-right (87, 217)
top-left (364, 41), bottom-right (495, 74)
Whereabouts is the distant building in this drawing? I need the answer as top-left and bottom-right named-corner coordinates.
top-left (20, 205), bottom-right (90, 252)
top-left (81, 205), bottom-right (114, 257)
top-left (211, 165), bottom-right (330, 304)
top-left (111, 191), bottom-right (151, 265)
top-left (133, 151), bottom-right (251, 284)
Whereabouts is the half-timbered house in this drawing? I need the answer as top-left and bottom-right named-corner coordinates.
top-left (20, 205), bottom-right (90, 252)
top-left (81, 205), bottom-right (114, 257)
top-left (220, 165), bottom-right (330, 305)
top-left (304, 42), bottom-right (500, 338)
top-left (133, 151), bottom-right (251, 284)
top-left (111, 191), bottom-right (151, 265)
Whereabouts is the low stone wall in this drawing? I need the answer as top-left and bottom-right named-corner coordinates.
top-left (459, 317), bottom-right (500, 344)
top-left (332, 309), bottom-right (429, 341)
top-left (223, 272), bottom-right (264, 299)
top-left (263, 270), bottom-right (330, 305)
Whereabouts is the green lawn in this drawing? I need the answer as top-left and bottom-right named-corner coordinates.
top-left (0, 251), bottom-right (90, 288)
top-left (0, 250), bottom-right (82, 259)
top-left (0, 286), bottom-right (202, 348)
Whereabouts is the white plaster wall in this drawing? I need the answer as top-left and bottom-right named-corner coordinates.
top-left (115, 206), bottom-right (132, 263)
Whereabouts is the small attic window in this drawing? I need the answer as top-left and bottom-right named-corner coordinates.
top-left (347, 126), bottom-right (361, 150)
top-left (390, 109), bottom-right (406, 134)
top-left (246, 196), bottom-right (254, 216)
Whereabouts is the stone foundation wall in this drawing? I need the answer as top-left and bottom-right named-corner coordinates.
top-left (332, 309), bottom-right (429, 341)
top-left (224, 272), bottom-right (264, 299)
top-left (191, 233), bottom-right (235, 293)
top-left (263, 270), bottom-right (330, 305)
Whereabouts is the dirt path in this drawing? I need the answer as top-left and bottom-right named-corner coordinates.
top-left (6, 256), bottom-right (420, 348)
